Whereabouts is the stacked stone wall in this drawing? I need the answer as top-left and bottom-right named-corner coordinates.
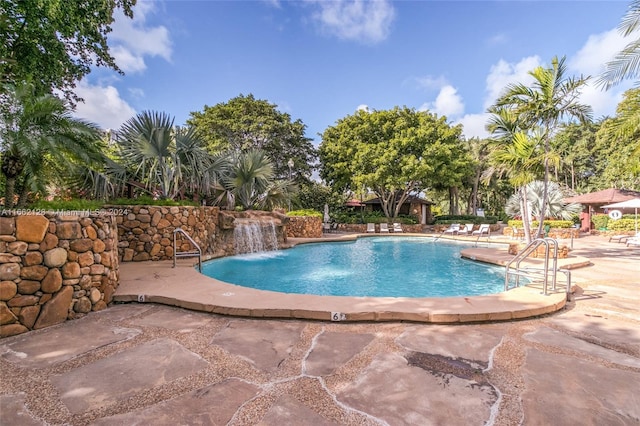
top-left (115, 205), bottom-right (219, 261)
top-left (286, 216), bottom-right (322, 238)
top-left (502, 227), bottom-right (579, 239)
top-left (116, 206), bottom-right (289, 260)
top-left (0, 213), bottom-right (119, 337)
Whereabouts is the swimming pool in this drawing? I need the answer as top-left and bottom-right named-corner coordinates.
top-left (201, 237), bottom-right (507, 297)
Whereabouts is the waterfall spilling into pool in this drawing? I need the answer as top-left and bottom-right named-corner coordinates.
top-left (233, 219), bottom-right (278, 254)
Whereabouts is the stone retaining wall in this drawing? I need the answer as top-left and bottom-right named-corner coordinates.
top-left (115, 206), bottom-right (289, 260)
top-left (0, 213), bottom-right (119, 337)
top-left (115, 205), bottom-right (218, 261)
top-left (286, 216), bottom-right (322, 238)
top-left (503, 227), bottom-right (579, 239)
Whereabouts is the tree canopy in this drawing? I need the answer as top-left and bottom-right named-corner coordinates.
top-left (187, 94), bottom-right (317, 181)
top-left (319, 107), bottom-right (469, 219)
top-left (1, 0), bottom-right (135, 100)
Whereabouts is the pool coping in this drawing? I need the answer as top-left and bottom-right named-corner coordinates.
top-left (114, 234), bottom-right (572, 323)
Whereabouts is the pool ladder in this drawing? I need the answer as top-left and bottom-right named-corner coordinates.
top-left (504, 238), bottom-right (571, 296)
top-left (173, 228), bottom-right (202, 272)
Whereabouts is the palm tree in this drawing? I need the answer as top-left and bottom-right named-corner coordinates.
top-left (598, 0), bottom-right (640, 89)
top-left (505, 181), bottom-right (582, 221)
top-left (494, 56), bottom-right (592, 239)
top-left (115, 111), bottom-right (216, 200)
top-left (225, 149), bottom-right (275, 210)
top-left (212, 149), bottom-right (296, 210)
top-left (0, 84), bottom-right (103, 207)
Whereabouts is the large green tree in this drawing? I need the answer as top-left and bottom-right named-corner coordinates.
top-left (493, 56), bottom-right (592, 239)
top-left (1, 0), bottom-right (135, 100)
top-left (319, 107), bottom-right (469, 220)
top-left (0, 84), bottom-right (103, 207)
top-left (188, 94), bottom-right (317, 181)
top-left (550, 121), bottom-right (600, 193)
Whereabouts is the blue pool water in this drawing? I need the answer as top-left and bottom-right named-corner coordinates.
top-left (201, 237), bottom-right (506, 298)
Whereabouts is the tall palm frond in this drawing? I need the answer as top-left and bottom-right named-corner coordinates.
top-left (598, 0), bottom-right (640, 89)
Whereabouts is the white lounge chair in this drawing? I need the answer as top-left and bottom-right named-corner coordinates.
top-left (610, 232), bottom-right (639, 243)
top-left (442, 224), bottom-right (460, 236)
top-left (460, 224), bottom-right (474, 235)
top-left (380, 223), bottom-right (390, 233)
top-left (627, 236), bottom-right (640, 247)
top-left (366, 223), bottom-right (376, 233)
top-left (472, 224), bottom-right (491, 237)
top-left (393, 223), bottom-right (403, 233)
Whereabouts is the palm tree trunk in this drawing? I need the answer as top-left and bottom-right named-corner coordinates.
top-left (537, 134), bottom-right (551, 239)
top-left (3, 177), bottom-right (16, 209)
top-left (520, 185), bottom-right (533, 243)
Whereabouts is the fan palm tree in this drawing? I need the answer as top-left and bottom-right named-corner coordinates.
top-left (598, 0), bottom-right (640, 89)
top-left (494, 56), bottom-right (592, 239)
top-left (505, 180), bottom-right (582, 221)
top-left (226, 149), bottom-right (275, 210)
top-left (0, 84), bottom-right (103, 207)
top-left (115, 111), bottom-right (217, 200)
top-left (213, 149), bottom-right (297, 210)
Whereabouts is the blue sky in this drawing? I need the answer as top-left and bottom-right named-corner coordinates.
top-left (74, 0), bottom-right (635, 144)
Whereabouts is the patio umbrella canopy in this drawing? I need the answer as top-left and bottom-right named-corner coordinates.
top-left (602, 198), bottom-right (640, 233)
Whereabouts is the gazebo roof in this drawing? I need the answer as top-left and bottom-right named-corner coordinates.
top-left (564, 188), bottom-right (640, 205)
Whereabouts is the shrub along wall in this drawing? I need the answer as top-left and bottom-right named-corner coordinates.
top-left (0, 212), bottom-right (119, 337)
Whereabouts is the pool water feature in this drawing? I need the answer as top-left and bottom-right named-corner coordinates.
top-left (233, 218), bottom-right (278, 254)
top-left (202, 237), bottom-right (507, 297)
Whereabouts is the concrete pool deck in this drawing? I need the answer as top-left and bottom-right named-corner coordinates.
top-left (112, 233), bottom-right (584, 323)
top-left (1, 234), bottom-right (638, 425)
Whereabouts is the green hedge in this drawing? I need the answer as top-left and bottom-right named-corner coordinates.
top-left (29, 199), bottom-right (105, 210)
top-left (29, 196), bottom-right (200, 211)
top-left (507, 220), bottom-right (574, 228)
top-left (287, 209), bottom-right (322, 217)
top-left (605, 218), bottom-right (637, 231)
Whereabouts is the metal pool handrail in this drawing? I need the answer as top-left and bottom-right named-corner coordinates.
top-left (173, 228), bottom-right (202, 272)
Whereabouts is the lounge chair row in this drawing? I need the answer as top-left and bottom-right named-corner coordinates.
top-left (366, 223), bottom-right (403, 233)
top-left (442, 223), bottom-right (491, 237)
top-left (609, 232), bottom-right (640, 245)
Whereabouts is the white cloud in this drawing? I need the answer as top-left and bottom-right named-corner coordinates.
top-left (73, 81), bottom-right (136, 130)
top-left (356, 104), bottom-right (370, 112)
top-left (484, 56), bottom-right (541, 110)
top-left (109, 1), bottom-right (172, 74)
top-left (431, 85), bottom-right (465, 117)
top-left (486, 33), bottom-right (508, 46)
top-left (569, 28), bottom-right (628, 76)
top-left (454, 25), bottom-right (637, 139)
top-left (568, 27), bottom-right (634, 119)
top-left (456, 113), bottom-right (491, 140)
top-left (413, 75), bottom-right (449, 91)
top-left (109, 45), bottom-right (147, 74)
top-left (310, 0), bottom-right (395, 44)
